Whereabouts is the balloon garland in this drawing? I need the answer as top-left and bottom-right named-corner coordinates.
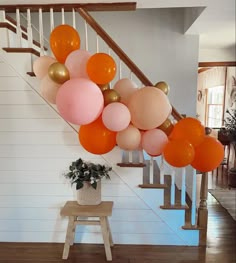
top-left (33, 24), bottom-right (224, 171)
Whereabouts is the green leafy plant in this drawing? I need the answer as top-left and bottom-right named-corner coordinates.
top-left (224, 109), bottom-right (236, 167)
top-left (64, 158), bottom-right (112, 190)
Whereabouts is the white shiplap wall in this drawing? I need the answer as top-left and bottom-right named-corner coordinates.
top-left (0, 21), bottom-right (199, 245)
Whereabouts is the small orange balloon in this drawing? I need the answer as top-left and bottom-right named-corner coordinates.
top-left (50, 25), bottom-right (80, 63)
top-left (79, 116), bottom-right (117, 155)
top-left (87, 53), bottom-right (116, 84)
top-left (163, 140), bottom-right (195, 167)
top-left (191, 136), bottom-right (224, 172)
top-left (169, 117), bottom-right (205, 147)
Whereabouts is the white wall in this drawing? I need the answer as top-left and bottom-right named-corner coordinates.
top-left (199, 46), bottom-right (236, 62)
top-left (30, 8), bottom-right (199, 117)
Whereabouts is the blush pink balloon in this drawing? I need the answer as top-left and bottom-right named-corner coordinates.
top-left (142, 129), bottom-right (168, 156)
top-left (128, 86), bottom-right (172, 130)
top-left (56, 78), bottom-right (104, 125)
top-left (116, 124), bottom-right (141, 150)
top-left (113, 78), bottom-right (137, 105)
top-left (102, 102), bottom-right (131, 132)
top-left (65, 49), bottom-right (91, 79)
top-left (40, 75), bottom-right (60, 104)
top-left (33, 56), bottom-right (56, 79)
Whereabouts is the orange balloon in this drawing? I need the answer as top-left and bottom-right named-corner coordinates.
top-left (163, 140), bottom-right (195, 168)
top-left (50, 25), bottom-right (80, 63)
top-left (87, 53), bottom-right (116, 84)
top-left (191, 136), bottom-right (224, 172)
top-left (169, 117), bottom-right (205, 147)
top-left (79, 116), bottom-right (117, 155)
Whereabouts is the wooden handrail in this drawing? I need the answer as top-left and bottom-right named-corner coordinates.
top-left (0, 3), bottom-right (136, 12)
top-left (77, 8), bottom-right (183, 121)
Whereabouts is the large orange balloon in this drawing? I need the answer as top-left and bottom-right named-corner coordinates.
top-left (79, 116), bottom-right (117, 155)
top-left (87, 53), bottom-right (116, 84)
top-left (191, 136), bottom-right (224, 172)
top-left (50, 25), bottom-right (80, 63)
top-left (163, 140), bottom-right (195, 168)
top-left (169, 117), bottom-right (205, 147)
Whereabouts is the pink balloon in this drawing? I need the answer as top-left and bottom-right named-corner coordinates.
top-left (65, 49), bottom-right (91, 79)
top-left (113, 78), bottom-right (137, 105)
top-left (102, 102), bottom-right (131, 132)
top-left (128, 86), bottom-right (172, 130)
top-left (33, 56), bottom-right (56, 79)
top-left (56, 78), bottom-right (104, 125)
top-left (116, 124), bottom-right (141, 150)
top-left (40, 75), bottom-right (60, 104)
top-left (142, 129), bottom-right (168, 156)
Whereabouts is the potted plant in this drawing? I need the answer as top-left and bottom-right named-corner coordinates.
top-left (64, 158), bottom-right (112, 205)
top-left (224, 109), bottom-right (236, 187)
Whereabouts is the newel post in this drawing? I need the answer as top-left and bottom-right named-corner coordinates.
top-left (197, 172), bottom-right (208, 246)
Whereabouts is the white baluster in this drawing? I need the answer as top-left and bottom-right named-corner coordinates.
top-left (181, 167), bottom-right (186, 206)
top-left (50, 8), bottom-right (54, 32)
top-left (129, 70), bottom-right (133, 80)
top-left (191, 169), bottom-right (197, 225)
top-left (26, 9), bottom-right (33, 48)
top-left (72, 9), bottom-right (76, 29)
top-left (160, 156), bottom-right (165, 184)
top-left (0, 10), bottom-right (6, 22)
top-left (138, 150), bottom-right (144, 164)
top-left (16, 9), bottom-right (22, 47)
top-left (39, 8), bottom-right (44, 55)
top-left (108, 47), bottom-right (111, 56)
top-left (119, 58), bottom-right (122, 79)
top-left (96, 34), bottom-right (99, 52)
top-left (84, 21), bottom-right (88, 51)
top-left (128, 151), bottom-right (132, 163)
top-left (170, 169), bottom-right (176, 205)
top-left (61, 8), bottom-right (65, 24)
top-left (149, 157), bottom-right (154, 184)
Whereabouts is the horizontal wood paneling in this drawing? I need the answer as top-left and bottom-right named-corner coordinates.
top-left (0, 232), bottom-right (184, 245)
top-left (0, 105), bottom-right (59, 118)
top-left (0, 119), bottom-right (72, 131)
top-left (0, 62), bottom-right (17, 76)
top-left (0, 132), bottom-right (78, 145)
top-left (0, 171), bottom-right (122, 184)
top-left (0, 220), bottom-right (173, 234)
top-left (0, 77), bottom-right (31, 90)
top-left (0, 91), bottom-right (45, 105)
top-left (0, 183), bottom-right (136, 197)
top-left (0, 207), bottom-right (158, 221)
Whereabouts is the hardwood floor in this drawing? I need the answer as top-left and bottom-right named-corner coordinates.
top-left (0, 193), bottom-right (235, 263)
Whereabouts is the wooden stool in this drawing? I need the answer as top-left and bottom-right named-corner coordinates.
top-left (60, 201), bottom-right (114, 261)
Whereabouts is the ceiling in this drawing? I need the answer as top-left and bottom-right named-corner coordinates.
top-left (1, 0), bottom-right (235, 50)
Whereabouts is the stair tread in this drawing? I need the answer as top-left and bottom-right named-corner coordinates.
top-left (2, 47), bottom-right (40, 57)
top-left (139, 183), bottom-right (167, 189)
top-left (160, 204), bottom-right (189, 210)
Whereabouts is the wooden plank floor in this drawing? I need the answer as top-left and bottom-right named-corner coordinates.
top-left (0, 193), bottom-right (235, 263)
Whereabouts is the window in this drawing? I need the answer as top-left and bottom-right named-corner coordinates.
top-left (206, 86), bottom-right (224, 128)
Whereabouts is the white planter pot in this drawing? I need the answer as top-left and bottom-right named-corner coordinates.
top-left (77, 181), bottom-right (102, 205)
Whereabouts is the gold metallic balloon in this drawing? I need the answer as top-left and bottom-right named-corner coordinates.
top-left (103, 89), bottom-right (121, 106)
top-left (48, 62), bottom-right (70, 84)
top-left (158, 118), bottom-right (174, 136)
top-left (98, 83), bottom-right (110, 92)
top-left (155, 81), bottom-right (170, 95)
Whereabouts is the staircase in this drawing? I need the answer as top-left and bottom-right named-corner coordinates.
top-left (0, 3), bottom-right (208, 247)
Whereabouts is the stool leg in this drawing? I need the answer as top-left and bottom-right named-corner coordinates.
top-left (62, 216), bottom-right (74, 260)
top-left (70, 216), bottom-right (77, 246)
top-left (105, 217), bottom-right (114, 247)
top-left (100, 216), bottom-right (112, 261)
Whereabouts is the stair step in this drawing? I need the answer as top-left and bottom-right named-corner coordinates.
top-left (2, 47), bottom-right (40, 57)
top-left (117, 163), bottom-right (146, 167)
top-left (27, 72), bottom-right (36, 77)
top-left (182, 224), bottom-right (204, 230)
top-left (160, 204), bottom-right (189, 210)
top-left (139, 183), bottom-right (167, 189)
